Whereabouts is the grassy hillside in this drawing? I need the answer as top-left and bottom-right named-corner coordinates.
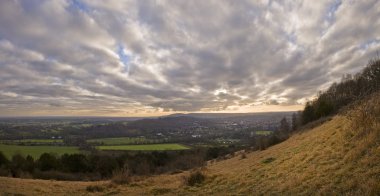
top-left (1, 94), bottom-right (379, 195)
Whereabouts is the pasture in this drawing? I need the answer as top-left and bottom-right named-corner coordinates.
top-left (87, 137), bottom-right (160, 145)
top-left (19, 139), bottom-right (63, 143)
top-left (0, 144), bottom-right (80, 159)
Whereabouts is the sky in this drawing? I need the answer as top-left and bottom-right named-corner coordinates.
top-left (0, 0), bottom-right (379, 117)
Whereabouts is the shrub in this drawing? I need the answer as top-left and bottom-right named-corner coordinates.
top-left (90, 155), bottom-right (118, 178)
top-left (0, 152), bottom-right (9, 167)
top-left (0, 168), bottom-right (9, 177)
top-left (186, 170), bottom-right (205, 186)
top-left (261, 157), bottom-right (275, 164)
top-left (111, 166), bottom-right (130, 185)
top-left (32, 170), bottom-right (80, 181)
top-left (37, 153), bottom-right (59, 171)
top-left (86, 185), bottom-right (104, 192)
top-left (151, 188), bottom-right (171, 195)
top-left (61, 154), bottom-right (90, 173)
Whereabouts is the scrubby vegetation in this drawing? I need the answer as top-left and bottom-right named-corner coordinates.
top-left (86, 185), bottom-right (104, 192)
top-left (0, 145), bottom-right (245, 181)
top-left (185, 170), bottom-right (206, 186)
top-left (345, 92), bottom-right (380, 138)
top-left (261, 157), bottom-right (275, 164)
top-left (111, 166), bottom-right (130, 185)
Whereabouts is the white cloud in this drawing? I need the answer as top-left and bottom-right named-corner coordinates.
top-left (0, 0), bottom-right (379, 116)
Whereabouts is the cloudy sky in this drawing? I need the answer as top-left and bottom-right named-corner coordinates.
top-left (0, 0), bottom-right (379, 116)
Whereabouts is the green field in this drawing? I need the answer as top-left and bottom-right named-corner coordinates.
top-left (19, 139), bottom-right (63, 143)
top-left (97, 143), bottom-right (189, 151)
top-left (0, 144), bottom-right (80, 159)
top-left (255, 130), bottom-right (273, 136)
top-left (87, 137), bottom-right (159, 145)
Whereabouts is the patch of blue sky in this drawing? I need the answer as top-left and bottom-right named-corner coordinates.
top-left (68, 0), bottom-right (91, 13)
top-left (46, 56), bottom-right (56, 62)
top-left (117, 44), bottom-right (131, 74)
top-left (325, 0), bottom-right (342, 22)
top-left (359, 39), bottom-right (380, 50)
top-left (321, 0), bottom-right (342, 36)
top-left (285, 31), bottom-right (297, 45)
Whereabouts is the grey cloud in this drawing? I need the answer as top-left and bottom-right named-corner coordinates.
top-left (0, 0), bottom-right (379, 115)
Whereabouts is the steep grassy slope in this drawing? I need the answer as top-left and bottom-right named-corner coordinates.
top-left (180, 116), bottom-right (379, 195)
top-left (1, 94), bottom-right (379, 195)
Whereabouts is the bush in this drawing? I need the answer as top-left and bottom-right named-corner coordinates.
top-left (0, 168), bottom-right (9, 177)
top-left (0, 152), bottom-right (9, 167)
top-left (90, 155), bottom-right (118, 178)
top-left (86, 185), bottom-right (104, 192)
top-left (151, 188), bottom-right (171, 195)
top-left (186, 170), bottom-right (205, 186)
top-left (33, 170), bottom-right (80, 181)
top-left (261, 157), bottom-right (275, 164)
top-left (37, 153), bottom-right (59, 171)
top-left (61, 154), bottom-right (89, 173)
top-left (111, 166), bottom-right (130, 185)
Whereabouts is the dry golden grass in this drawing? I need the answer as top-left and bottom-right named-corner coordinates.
top-left (1, 94), bottom-right (379, 195)
top-left (0, 172), bottom-right (189, 195)
top-left (180, 115), bottom-right (379, 195)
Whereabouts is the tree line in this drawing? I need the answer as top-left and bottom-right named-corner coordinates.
top-left (243, 57), bottom-right (380, 158)
top-left (0, 145), bottom-right (242, 181)
top-left (301, 57), bottom-right (380, 125)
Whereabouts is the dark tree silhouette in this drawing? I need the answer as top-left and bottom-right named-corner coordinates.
top-left (280, 117), bottom-right (290, 132)
top-left (301, 57), bottom-right (380, 125)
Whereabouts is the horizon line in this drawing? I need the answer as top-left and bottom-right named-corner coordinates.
top-left (0, 110), bottom-right (301, 118)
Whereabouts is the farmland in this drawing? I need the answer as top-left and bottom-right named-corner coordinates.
top-left (96, 143), bottom-right (189, 151)
top-left (0, 144), bottom-right (80, 159)
top-left (87, 137), bottom-right (162, 145)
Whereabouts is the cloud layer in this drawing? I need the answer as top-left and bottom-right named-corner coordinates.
top-left (0, 0), bottom-right (379, 116)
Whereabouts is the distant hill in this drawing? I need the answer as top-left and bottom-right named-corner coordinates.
top-left (124, 112), bottom-right (293, 135)
top-left (126, 115), bottom-right (214, 132)
top-left (165, 111), bottom-right (295, 119)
